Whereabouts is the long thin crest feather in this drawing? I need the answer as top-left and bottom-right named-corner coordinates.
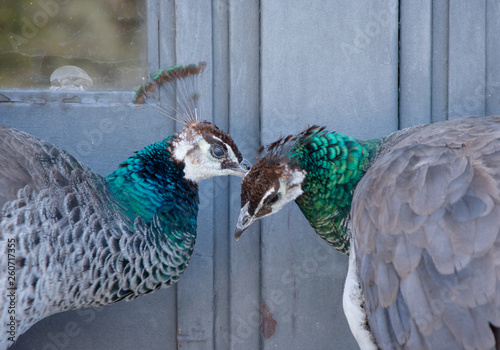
top-left (133, 62), bottom-right (207, 125)
top-left (259, 125), bottom-right (328, 164)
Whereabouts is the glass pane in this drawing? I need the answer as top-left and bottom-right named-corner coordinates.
top-left (0, 0), bottom-right (147, 90)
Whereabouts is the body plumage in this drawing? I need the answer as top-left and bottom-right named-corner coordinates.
top-left (0, 63), bottom-right (248, 348)
top-left (236, 116), bottom-right (500, 350)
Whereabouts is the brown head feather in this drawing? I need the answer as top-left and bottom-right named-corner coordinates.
top-left (241, 125), bottom-right (327, 215)
top-left (241, 159), bottom-right (286, 216)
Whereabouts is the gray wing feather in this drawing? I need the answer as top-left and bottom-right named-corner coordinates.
top-left (0, 124), bottom-right (85, 218)
top-left (352, 116), bottom-right (500, 349)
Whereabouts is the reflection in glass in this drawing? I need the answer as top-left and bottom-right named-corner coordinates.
top-left (49, 65), bottom-right (93, 91)
top-left (0, 0), bottom-right (147, 90)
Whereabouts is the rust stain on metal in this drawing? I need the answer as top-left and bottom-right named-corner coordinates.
top-left (261, 301), bottom-right (277, 339)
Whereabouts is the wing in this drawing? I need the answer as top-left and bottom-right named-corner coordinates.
top-left (0, 124), bottom-right (86, 217)
top-left (352, 116), bottom-right (500, 349)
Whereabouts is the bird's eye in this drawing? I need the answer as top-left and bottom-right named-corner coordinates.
top-left (264, 192), bottom-right (280, 206)
top-left (210, 145), bottom-right (225, 158)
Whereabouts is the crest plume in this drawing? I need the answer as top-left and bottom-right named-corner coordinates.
top-left (258, 125), bottom-right (327, 164)
top-left (133, 62), bottom-right (207, 125)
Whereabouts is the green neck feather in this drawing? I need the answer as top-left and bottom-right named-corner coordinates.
top-left (290, 131), bottom-right (379, 253)
top-left (105, 135), bottom-right (199, 239)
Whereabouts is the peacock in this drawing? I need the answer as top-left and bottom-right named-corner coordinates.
top-left (235, 116), bottom-right (500, 350)
top-left (0, 62), bottom-right (249, 349)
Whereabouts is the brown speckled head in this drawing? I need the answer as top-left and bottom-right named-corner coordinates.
top-left (241, 158), bottom-right (286, 217)
top-left (235, 131), bottom-right (311, 240)
top-left (235, 154), bottom-right (305, 240)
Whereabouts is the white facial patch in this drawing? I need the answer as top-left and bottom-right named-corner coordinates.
top-left (172, 134), bottom-right (241, 183)
top-left (171, 129), bottom-right (196, 161)
top-left (287, 166), bottom-right (306, 188)
top-left (180, 139), bottom-right (218, 182)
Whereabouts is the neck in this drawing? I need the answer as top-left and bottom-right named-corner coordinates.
top-left (291, 132), bottom-right (380, 253)
top-left (105, 135), bottom-right (198, 222)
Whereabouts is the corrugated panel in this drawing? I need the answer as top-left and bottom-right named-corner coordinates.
top-left (486, 0), bottom-right (500, 115)
top-left (228, 1), bottom-right (262, 350)
top-left (175, 1), bottom-right (216, 349)
top-left (2, 1), bottom-right (500, 349)
top-left (399, 0), bottom-right (432, 128)
top-left (431, 0), bottom-right (449, 122)
top-left (449, 0), bottom-right (487, 119)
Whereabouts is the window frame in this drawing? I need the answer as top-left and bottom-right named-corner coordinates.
top-left (0, 0), bottom-right (161, 105)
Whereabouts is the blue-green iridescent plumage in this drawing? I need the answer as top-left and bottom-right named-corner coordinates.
top-left (0, 124), bottom-right (201, 347)
top-left (283, 128), bottom-right (379, 252)
top-left (0, 62), bottom-right (247, 348)
top-left (106, 135), bottom-right (199, 247)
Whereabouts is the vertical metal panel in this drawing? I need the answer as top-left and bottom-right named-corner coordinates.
top-left (158, 0), bottom-right (177, 68)
top-left (212, 1), bottom-right (232, 349)
top-left (259, 0), bottom-right (398, 349)
top-left (157, 0), bottom-right (178, 138)
top-left (147, 0), bottom-right (160, 73)
top-left (260, 0), bottom-right (398, 142)
top-left (152, 2), bottom-right (180, 348)
top-left (486, 0), bottom-right (500, 115)
top-left (448, 0), bottom-right (486, 119)
top-left (174, 1), bottom-right (215, 349)
top-left (431, 0), bottom-right (449, 122)
top-left (399, 0), bottom-right (432, 128)
top-left (228, 1), bottom-right (262, 349)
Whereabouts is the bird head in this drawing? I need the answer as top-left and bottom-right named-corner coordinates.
top-left (234, 128), bottom-right (328, 239)
top-left (133, 62), bottom-right (250, 182)
top-left (171, 120), bottom-right (251, 182)
top-left (234, 154), bottom-right (306, 240)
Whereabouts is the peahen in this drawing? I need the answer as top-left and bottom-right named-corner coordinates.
top-left (235, 116), bottom-right (500, 350)
top-left (0, 62), bottom-right (249, 349)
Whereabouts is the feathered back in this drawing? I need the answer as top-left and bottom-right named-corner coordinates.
top-left (0, 125), bottom-right (86, 220)
top-left (133, 62), bottom-right (207, 125)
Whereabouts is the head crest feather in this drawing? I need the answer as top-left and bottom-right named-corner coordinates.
top-left (133, 62), bottom-right (207, 125)
top-left (258, 125), bottom-right (328, 165)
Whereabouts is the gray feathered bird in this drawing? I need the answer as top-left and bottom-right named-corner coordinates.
top-left (235, 116), bottom-right (500, 349)
top-left (0, 63), bottom-right (249, 348)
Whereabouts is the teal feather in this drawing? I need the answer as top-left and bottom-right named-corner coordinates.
top-left (286, 130), bottom-right (376, 252)
top-left (0, 62), bottom-right (246, 348)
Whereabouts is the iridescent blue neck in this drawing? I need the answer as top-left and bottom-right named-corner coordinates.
top-left (105, 136), bottom-right (198, 223)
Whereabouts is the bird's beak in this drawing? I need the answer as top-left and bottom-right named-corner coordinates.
top-left (231, 158), bottom-right (252, 177)
top-left (234, 202), bottom-right (255, 240)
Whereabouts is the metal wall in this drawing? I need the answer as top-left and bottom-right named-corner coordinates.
top-left (1, 1), bottom-right (500, 349)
